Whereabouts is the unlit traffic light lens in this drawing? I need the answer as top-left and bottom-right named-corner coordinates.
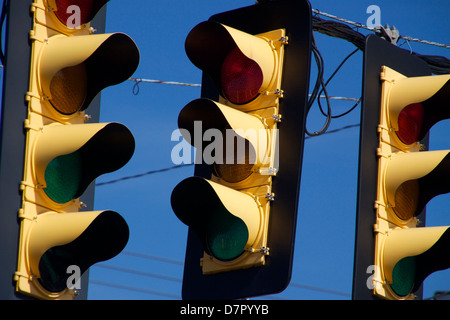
top-left (206, 206), bottom-right (249, 261)
top-left (213, 127), bottom-right (255, 183)
top-left (390, 256), bottom-right (415, 297)
top-left (38, 210), bottom-right (129, 292)
top-left (50, 63), bottom-right (87, 115)
top-left (394, 180), bottom-right (420, 221)
top-left (221, 47), bottom-right (263, 104)
top-left (44, 151), bottom-right (82, 204)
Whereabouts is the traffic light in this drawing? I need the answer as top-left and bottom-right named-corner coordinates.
top-left (14, 0), bottom-right (139, 299)
top-left (171, 0), bottom-right (312, 299)
top-left (352, 35), bottom-right (450, 300)
top-left (372, 66), bottom-right (450, 300)
top-left (172, 21), bottom-right (286, 274)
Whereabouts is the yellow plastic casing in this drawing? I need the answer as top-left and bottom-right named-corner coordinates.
top-left (373, 66), bottom-right (450, 300)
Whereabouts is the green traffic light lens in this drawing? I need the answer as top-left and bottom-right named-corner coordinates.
top-left (38, 211), bottom-right (129, 293)
top-left (44, 151), bottom-right (82, 204)
top-left (206, 206), bottom-right (249, 261)
top-left (390, 256), bottom-right (416, 297)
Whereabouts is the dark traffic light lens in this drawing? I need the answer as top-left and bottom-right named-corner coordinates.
top-left (397, 103), bottom-right (424, 145)
top-left (206, 206), bottom-right (248, 261)
top-left (44, 151), bottom-right (83, 204)
top-left (221, 47), bottom-right (263, 105)
top-left (390, 256), bottom-right (416, 297)
top-left (213, 127), bottom-right (255, 183)
top-left (38, 211), bottom-right (129, 292)
top-left (394, 180), bottom-right (419, 220)
top-left (50, 63), bottom-right (87, 115)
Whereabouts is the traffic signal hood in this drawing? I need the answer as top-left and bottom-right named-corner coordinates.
top-left (22, 122), bottom-right (135, 210)
top-left (15, 0), bottom-right (140, 299)
top-left (185, 21), bottom-right (285, 109)
top-left (373, 66), bottom-right (450, 300)
top-left (378, 67), bottom-right (450, 150)
top-left (171, 176), bottom-right (269, 272)
top-left (35, 33), bottom-right (138, 117)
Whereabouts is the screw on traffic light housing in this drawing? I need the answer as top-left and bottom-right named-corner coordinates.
top-left (171, 0), bottom-right (312, 299)
top-left (14, 0), bottom-right (139, 299)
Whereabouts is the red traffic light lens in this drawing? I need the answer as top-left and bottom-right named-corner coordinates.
top-left (221, 47), bottom-right (263, 105)
top-left (54, 0), bottom-right (108, 27)
top-left (397, 103), bottom-right (424, 145)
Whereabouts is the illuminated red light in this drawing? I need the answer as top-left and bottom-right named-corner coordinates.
top-left (397, 103), bottom-right (424, 145)
top-left (220, 47), bottom-right (263, 105)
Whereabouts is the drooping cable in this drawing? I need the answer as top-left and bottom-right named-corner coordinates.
top-left (305, 33), bottom-right (332, 137)
top-left (317, 48), bottom-right (361, 119)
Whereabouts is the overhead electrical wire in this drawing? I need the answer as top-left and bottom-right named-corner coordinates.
top-left (95, 123), bottom-right (360, 187)
top-left (305, 32), bottom-right (332, 137)
top-left (91, 250), bottom-right (351, 298)
top-left (316, 48), bottom-right (361, 119)
top-left (311, 10), bottom-right (450, 75)
top-left (312, 8), bottom-right (450, 49)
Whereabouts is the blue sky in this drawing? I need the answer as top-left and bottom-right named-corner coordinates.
top-left (83, 0), bottom-right (450, 300)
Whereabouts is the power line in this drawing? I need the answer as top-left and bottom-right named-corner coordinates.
top-left (290, 282), bottom-right (350, 298)
top-left (305, 123), bottom-right (360, 139)
top-left (311, 9), bottom-right (450, 74)
top-left (312, 8), bottom-right (450, 49)
top-left (95, 123), bottom-right (360, 187)
top-left (127, 76), bottom-right (362, 102)
top-left (122, 250), bottom-right (185, 266)
top-left (89, 279), bottom-right (181, 299)
top-left (105, 250), bottom-right (351, 298)
top-left (95, 263), bottom-right (182, 283)
top-left (95, 163), bottom-right (193, 187)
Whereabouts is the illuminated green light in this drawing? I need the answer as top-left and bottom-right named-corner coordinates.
top-left (44, 151), bottom-right (82, 204)
top-left (390, 256), bottom-right (415, 297)
top-left (206, 206), bottom-right (249, 261)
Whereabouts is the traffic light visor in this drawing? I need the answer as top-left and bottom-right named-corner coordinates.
top-left (27, 210), bottom-right (129, 292)
top-left (384, 150), bottom-right (450, 220)
top-left (39, 33), bottom-right (139, 114)
top-left (382, 227), bottom-right (450, 297)
top-left (185, 21), bottom-right (276, 105)
top-left (384, 70), bottom-right (450, 144)
top-left (34, 122), bottom-right (135, 204)
top-left (178, 98), bottom-right (269, 183)
top-left (171, 177), bottom-right (262, 261)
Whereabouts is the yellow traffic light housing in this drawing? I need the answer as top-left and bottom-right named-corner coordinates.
top-left (15, 0), bottom-right (139, 299)
top-left (171, 0), bottom-right (312, 300)
top-left (172, 21), bottom-right (285, 275)
top-left (373, 66), bottom-right (450, 300)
